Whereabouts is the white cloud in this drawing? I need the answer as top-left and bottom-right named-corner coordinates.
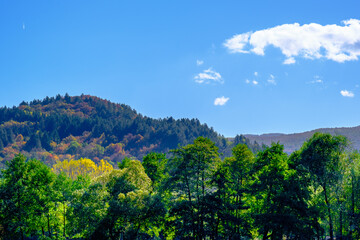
top-left (214, 96), bottom-right (229, 106)
top-left (194, 68), bottom-right (223, 84)
top-left (22, 23), bottom-right (25, 30)
top-left (283, 57), bottom-right (296, 64)
top-left (224, 19), bottom-right (360, 63)
top-left (224, 33), bottom-right (251, 54)
top-left (197, 60), bottom-right (204, 66)
top-left (267, 74), bottom-right (276, 85)
top-left (245, 79), bottom-right (250, 84)
top-left (254, 71), bottom-right (258, 76)
top-left (252, 80), bottom-right (258, 85)
top-left (340, 90), bottom-right (354, 97)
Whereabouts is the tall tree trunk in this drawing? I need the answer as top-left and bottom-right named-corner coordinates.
top-left (21, 226), bottom-right (24, 240)
top-left (184, 174), bottom-right (197, 238)
top-left (339, 206), bottom-right (343, 240)
top-left (47, 213), bottom-right (51, 237)
top-left (350, 176), bottom-right (355, 240)
top-left (63, 203), bottom-right (66, 237)
top-left (323, 184), bottom-right (334, 240)
top-left (262, 228), bottom-right (269, 240)
top-left (262, 184), bottom-right (273, 240)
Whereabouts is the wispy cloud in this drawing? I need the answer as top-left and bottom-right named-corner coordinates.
top-left (194, 68), bottom-right (223, 84)
top-left (245, 79), bottom-right (258, 85)
top-left (309, 75), bottom-right (323, 84)
top-left (254, 72), bottom-right (258, 76)
top-left (224, 19), bottom-right (360, 64)
top-left (267, 74), bottom-right (276, 85)
top-left (22, 23), bottom-right (25, 30)
top-left (340, 90), bottom-right (354, 97)
top-left (283, 57), bottom-right (295, 65)
top-left (196, 60), bottom-right (204, 66)
top-left (214, 96), bottom-right (229, 106)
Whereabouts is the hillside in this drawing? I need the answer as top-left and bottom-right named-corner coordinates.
top-left (245, 126), bottom-right (360, 153)
top-left (0, 94), bottom-right (262, 167)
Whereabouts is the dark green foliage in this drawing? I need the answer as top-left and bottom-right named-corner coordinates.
top-left (71, 183), bottom-right (109, 238)
top-left (24, 132), bottom-right (42, 151)
top-left (118, 156), bottom-right (132, 169)
top-left (233, 134), bottom-right (266, 153)
top-left (2, 133), bottom-right (360, 239)
top-left (0, 154), bottom-right (56, 240)
top-left (167, 137), bottom-right (221, 239)
top-left (252, 143), bottom-right (318, 239)
top-left (142, 152), bottom-right (167, 185)
top-left (0, 154), bottom-right (29, 240)
top-left (299, 133), bottom-right (347, 185)
top-left (298, 133), bottom-right (348, 240)
top-left (210, 144), bottom-right (254, 239)
top-left (0, 94), bottom-right (251, 166)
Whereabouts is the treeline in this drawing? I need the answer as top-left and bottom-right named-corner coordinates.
top-left (1, 133), bottom-right (360, 239)
top-left (0, 94), bottom-right (264, 166)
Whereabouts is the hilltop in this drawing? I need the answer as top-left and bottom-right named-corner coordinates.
top-left (0, 94), bottom-right (262, 166)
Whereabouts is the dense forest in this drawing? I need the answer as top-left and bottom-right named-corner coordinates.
top-left (1, 133), bottom-right (360, 239)
top-left (0, 94), bottom-right (264, 167)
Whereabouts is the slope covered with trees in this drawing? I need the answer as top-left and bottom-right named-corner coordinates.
top-left (1, 133), bottom-right (359, 239)
top-left (0, 94), bottom-right (263, 167)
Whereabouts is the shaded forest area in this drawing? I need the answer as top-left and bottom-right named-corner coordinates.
top-left (1, 133), bottom-right (360, 239)
top-left (0, 94), bottom-right (264, 167)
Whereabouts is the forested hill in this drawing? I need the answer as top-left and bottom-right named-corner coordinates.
top-left (0, 94), bottom-right (262, 166)
top-left (245, 126), bottom-right (360, 153)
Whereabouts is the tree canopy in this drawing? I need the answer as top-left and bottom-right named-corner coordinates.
top-left (1, 133), bottom-right (360, 239)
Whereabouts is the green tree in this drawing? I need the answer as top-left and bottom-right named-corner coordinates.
top-left (167, 137), bottom-right (221, 239)
top-left (66, 140), bottom-right (81, 155)
top-left (91, 159), bottom-right (165, 239)
top-left (52, 172), bottom-right (73, 238)
top-left (299, 133), bottom-right (347, 240)
top-left (118, 156), bottom-right (134, 169)
top-left (212, 144), bottom-right (254, 238)
top-left (252, 143), bottom-right (317, 239)
top-left (0, 154), bottom-right (56, 239)
top-left (252, 143), bottom-right (289, 239)
top-left (0, 154), bottom-right (29, 240)
top-left (70, 182), bottom-right (109, 239)
top-left (25, 158), bottom-right (56, 238)
top-left (142, 152), bottom-right (168, 188)
top-left (341, 150), bottom-right (360, 239)
top-left (0, 138), bottom-right (4, 151)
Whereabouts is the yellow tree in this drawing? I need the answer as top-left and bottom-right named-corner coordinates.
top-left (52, 158), bottom-right (113, 179)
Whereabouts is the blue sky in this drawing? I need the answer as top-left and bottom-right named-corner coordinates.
top-left (1, 1), bottom-right (360, 136)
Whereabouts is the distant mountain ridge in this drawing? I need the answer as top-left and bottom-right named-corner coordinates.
top-left (245, 126), bottom-right (360, 153)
